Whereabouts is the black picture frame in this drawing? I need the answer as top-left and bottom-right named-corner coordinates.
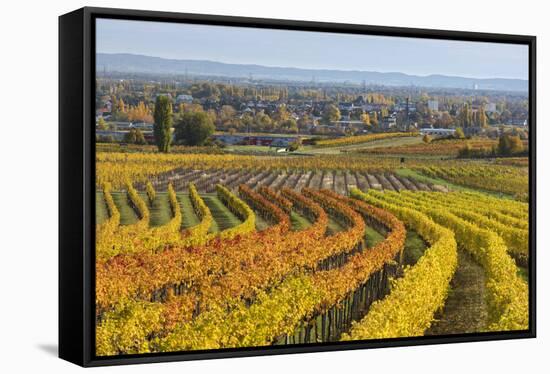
top-left (59, 6), bottom-right (537, 367)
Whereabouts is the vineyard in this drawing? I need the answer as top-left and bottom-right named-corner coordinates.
top-left (357, 138), bottom-right (499, 156)
top-left (417, 164), bottom-right (528, 200)
top-left (356, 138), bottom-right (529, 157)
top-left (81, 18), bottom-right (536, 364)
top-left (314, 132), bottom-right (417, 147)
top-left (95, 151), bottom-right (530, 355)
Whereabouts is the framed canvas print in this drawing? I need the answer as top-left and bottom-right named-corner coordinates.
top-left (59, 6), bottom-right (536, 367)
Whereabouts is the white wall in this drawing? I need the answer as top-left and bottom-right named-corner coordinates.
top-left (0, 0), bottom-right (546, 372)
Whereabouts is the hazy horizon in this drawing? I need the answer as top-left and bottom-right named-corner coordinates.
top-left (97, 51), bottom-right (529, 82)
top-left (97, 18), bottom-right (529, 80)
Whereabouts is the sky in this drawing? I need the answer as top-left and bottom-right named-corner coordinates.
top-left (96, 18), bottom-right (528, 80)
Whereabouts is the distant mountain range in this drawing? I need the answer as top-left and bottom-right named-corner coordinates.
top-left (97, 53), bottom-right (528, 92)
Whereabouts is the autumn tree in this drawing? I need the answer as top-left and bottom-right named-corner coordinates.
top-left (436, 112), bottom-right (454, 128)
top-left (477, 103), bottom-right (488, 128)
top-left (280, 119), bottom-right (298, 134)
top-left (97, 117), bottom-right (107, 130)
top-left (298, 114), bottom-right (311, 132)
top-left (361, 112), bottom-right (371, 127)
top-left (178, 103), bottom-right (204, 113)
top-left (117, 98), bottom-right (126, 113)
top-left (127, 101), bottom-right (153, 123)
top-left (241, 112), bottom-right (254, 133)
top-left (153, 96), bottom-right (173, 153)
top-left (123, 128), bottom-right (147, 145)
top-left (288, 138), bottom-right (302, 152)
top-left (371, 112), bottom-right (379, 127)
top-left (219, 105), bottom-right (236, 128)
top-left (273, 104), bottom-right (291, 124)
top-left (174, 111), bottom-right (215, 146)
top-left (458, 103), bottom-right (473, 128)
top-left (255, 112), bottom-right (274, 132)
top-left (498, 134), bottom-right (524, 156)
top-left (322, 104), bottom-right (341, 124)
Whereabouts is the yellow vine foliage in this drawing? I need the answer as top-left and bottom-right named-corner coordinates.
top-left (361, 190), bottom-right (528, 331)
top-left (96, 188), bottom-right (407, 354)
top-left (342, 188), bottom-right (457, 339)
top-left (400, 191), bottom-right (528, 263)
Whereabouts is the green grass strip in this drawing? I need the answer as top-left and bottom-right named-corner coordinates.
top-left (111, 191), bottom-right (139, 225)
top-left (201, 194), bottom-right (242, 233)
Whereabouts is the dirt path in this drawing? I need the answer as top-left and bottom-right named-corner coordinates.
top-left (426, 248), bottom-right (489, 335)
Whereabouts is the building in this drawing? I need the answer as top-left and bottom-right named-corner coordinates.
top-left (506, 119), bottom-right (528, 127)
top-left (331, 120), bottom-right (367, 131)
top-left (338, 102), bottom-right (354, 111)
top-left (107, 121), bottom-right (133, 131)
top-left (419, 128), bottom-right (456, 137)
top-left (428, 100), bottom-right (439, 111)
top-left (381, 115), bottom-right (397, 129)
top-left (176, 94), bottom-right (194, 104)
top-left (132, 122), bottom-right (154, 131)
top-left (95, 130), bottom-right (152, 142)
top-left (463, 127), bottom-right (484, 136)
top-left (212, 134), bottom-right (300, 147)
top-left (486, 103), bottom-right (497, 113)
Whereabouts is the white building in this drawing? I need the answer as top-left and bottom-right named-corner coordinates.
top-left (176, 94), bottom-right (193, 104)
top-left (381, 116), bottom-right (397, 129)
top-left (486, 103), bottom-right (497, 113)
top-left (428, 100), bottom-right (439, 111)
top-left (419, 128), bottom-right (456, 137)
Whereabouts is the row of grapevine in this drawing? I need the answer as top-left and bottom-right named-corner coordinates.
top-left (361, 190), bottom-right (528, 331)
top-left (409, 191), bottom-right (528, 229)
top-left (215, 184), bottom-right (256, 240)
top-left (148, 193), bottom-right (407, 352)
top-left (301, 188), bottom-right (366, 270)
top-left (417, 164), bottom-right (528, 200)
top-left (258, 185), bottom-right (293, 213)
top-left (343, 188), bottom-right (457, 339)
top-left (97, 189), bottom-right (319, 353)
top-left (96, 152), bottom-right (413, 189)
top-left (145, 180), bottom-right (156, 205)
top-left (399, 191), bottom-right (528, 264)
top-left (184, 183), bottom-right (213, 244)
top-left (96, 189), bottom-right (323, 313)
top-left (149, 184), bottom-right (183, 239)
top-left (96, 182), bottom-right (210, 261)
top-left (125, 181), bottom-right (150, 232)
top-left (96, 182), bottom-right (120, 241)
top-left (238, 185), bottom-right (291, 235)
top-left (96, 187), bottom-right (408, 353)
top-left (96, 182), bottom-right (151, 260)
